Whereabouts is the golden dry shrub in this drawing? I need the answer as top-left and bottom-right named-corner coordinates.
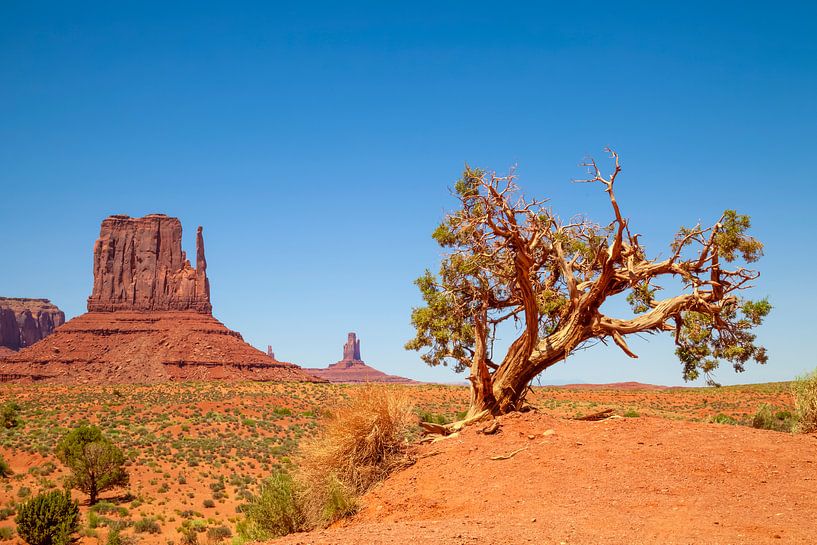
top-left (793, 368), bottom-right (817, 433)
top-left (296, 385), bottom-right (416, 526)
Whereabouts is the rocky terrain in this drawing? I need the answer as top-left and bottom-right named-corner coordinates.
top-left (0, 297), bottom-right (65, 351)
top-left (306, 333), bottom-right (415, 383)
top-left (0, 214), bottom-right (320, 384)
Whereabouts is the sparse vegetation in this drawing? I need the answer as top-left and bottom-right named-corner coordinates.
top-left (14, 490), bottom-right (79, 545)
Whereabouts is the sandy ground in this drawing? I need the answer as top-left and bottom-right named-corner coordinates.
top-left (271, 411), bottom-right (817, 545)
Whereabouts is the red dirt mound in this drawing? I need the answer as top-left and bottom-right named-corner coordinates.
top-left (0, 311), bottom-right (322, 384)
top-left (271, 412), bottom-right (816, 545)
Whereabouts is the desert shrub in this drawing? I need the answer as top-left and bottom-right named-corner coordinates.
top-left (133, 516), bottom-right (161, 534)
top-left (751, 404), bottom-right (796, 432)
top-left (1, 401), bottom-right (21, 429)
top-left (793, 368), bottom-right (817, 433)
top-left (205, 525), bottom-right (231, 542)
top-left (14, 490), bottom-right (79, 545)
top-left (236, 471), bottom-right (305, 540)
top-left (710, 413), bottom-right (738, 425)
top-left (203, 499), bottom-right (215, 508)
top-left (623, 409), bottom-right (640, 418)
top-left (55, 425), bottom-right (129, 505)
top-left (0, 455), bottom-right (11, 478)
top-left (0, 527), bottom-right (15, 540)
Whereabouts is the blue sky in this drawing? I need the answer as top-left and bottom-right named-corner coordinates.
top-left (1, 2), bottom-right (815, 385)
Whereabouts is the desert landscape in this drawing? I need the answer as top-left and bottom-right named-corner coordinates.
top-left (0, 381), bottom-right (814, 544)
top-left (3, 4), bottom-right (816, 545)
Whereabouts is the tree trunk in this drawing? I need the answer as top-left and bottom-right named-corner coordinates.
top-left (466, 308), bottom-right (497, 417)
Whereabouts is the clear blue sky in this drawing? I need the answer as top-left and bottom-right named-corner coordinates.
top-left (2, 1), bottom-right (815, 385)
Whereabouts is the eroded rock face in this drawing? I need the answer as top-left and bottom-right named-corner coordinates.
top-left (86, 214), bottom-right (211, 313)
top-left (0, 298), bottom-right (65, 351)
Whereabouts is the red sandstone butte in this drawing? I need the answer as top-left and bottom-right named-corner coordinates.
top-left (306, 332), bottom-right (416, 383)
top-left (0, 297), bottom-right (65, 352)
top-left (0, 214), bottom-right (322, 384)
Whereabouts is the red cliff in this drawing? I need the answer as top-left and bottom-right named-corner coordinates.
top-left (87, 214), bottom-right (211, 313)
top-left (0, 298), bottom-right (65, 351)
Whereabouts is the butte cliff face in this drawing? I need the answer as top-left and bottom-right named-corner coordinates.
top-left (0, 214), bottom-right (322, 384)
top-left (306, 332), bottom-right (415, 383)
top-left (87, 214), bottom-right (211, 313)
top-left (0, 298), bottom-right (65, 351)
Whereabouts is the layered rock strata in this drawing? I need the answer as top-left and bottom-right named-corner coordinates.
top-left (0, 298), bottom-right (65, 351)
top-left (306, 332), bottom-right (416, 383)
top-left (1, 214), bottom-right (322, 384)
top-left (0, 311), bottom-right (320, 383)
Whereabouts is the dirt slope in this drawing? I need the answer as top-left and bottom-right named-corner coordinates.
top-left (0, 311), bottom-right (322, 383)
top-left (271, 412), bottom-right (817, 545)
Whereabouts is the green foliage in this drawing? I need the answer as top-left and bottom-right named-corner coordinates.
top-left (0, 454), bottom-right (11, 478)
top-left (792, 368), bottom-right (817, 433)
top-left (55, 425), bottom-right (129, 504)
top-left (714, 210), bottom-right (764, 263)
top-left (623, 409), bottom-right (640, 418)
top-left (710, 413), bottom-right (738, 425)
top-left (675, 298), bottom-right (771, 385)
top-left (133, 516), bottom-right (161, 534)
top-left (0, 527), bottom-right (14, 540)
top-left (1, 401), bottom-right (21, 429)
top-left (14, 490), bottom-right (79, 545)
top-left (237, 472), bottom-right (305, 540)
top-left (751, 404), bottom-right (795, 433)
top-left (319, 474), bottom-right (357, 523)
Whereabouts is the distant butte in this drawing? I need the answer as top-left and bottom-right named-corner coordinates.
top-left (0, 297), bottom-right (65, 352)
top-left (305, 332), bottom-right (416, 383)
top-left (0, 214), bottom-right (322, 384)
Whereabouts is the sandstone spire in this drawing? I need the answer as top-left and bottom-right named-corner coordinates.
top-left (342, 332), bottom-right (362, 362)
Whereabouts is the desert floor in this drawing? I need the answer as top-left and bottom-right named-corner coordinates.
top-left (0, 381), bottom-right (811, 544)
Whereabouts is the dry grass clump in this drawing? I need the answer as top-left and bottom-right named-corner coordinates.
top-left (793, 368), bottom-right (817, 433)
top-left (237, 385), bottom-right (417, 539)
top-left (297, 385), bottom-right (416, 525)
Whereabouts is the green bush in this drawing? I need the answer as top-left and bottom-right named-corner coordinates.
top-left (133, 517), bottom-right (161, 534)
top-left (793, 368), bottom-right (817, 433)
top-left (751, 404), bottom-right (796, 432)
top-left (0, 455), bottom-right (11, 478)
top-left (1, 401), bottom-right (21, 429)
top-left (710, 413), bottom-right (738, 425)
top-left (14, 490), bottom-right (79, 545)
top-left (236, 472), bottom-right (305, 540)
top-left (0, 527), bottom-right (15, 540)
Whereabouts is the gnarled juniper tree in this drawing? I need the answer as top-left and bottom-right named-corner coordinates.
top-left (407, 150), bottom-right (770, 415)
